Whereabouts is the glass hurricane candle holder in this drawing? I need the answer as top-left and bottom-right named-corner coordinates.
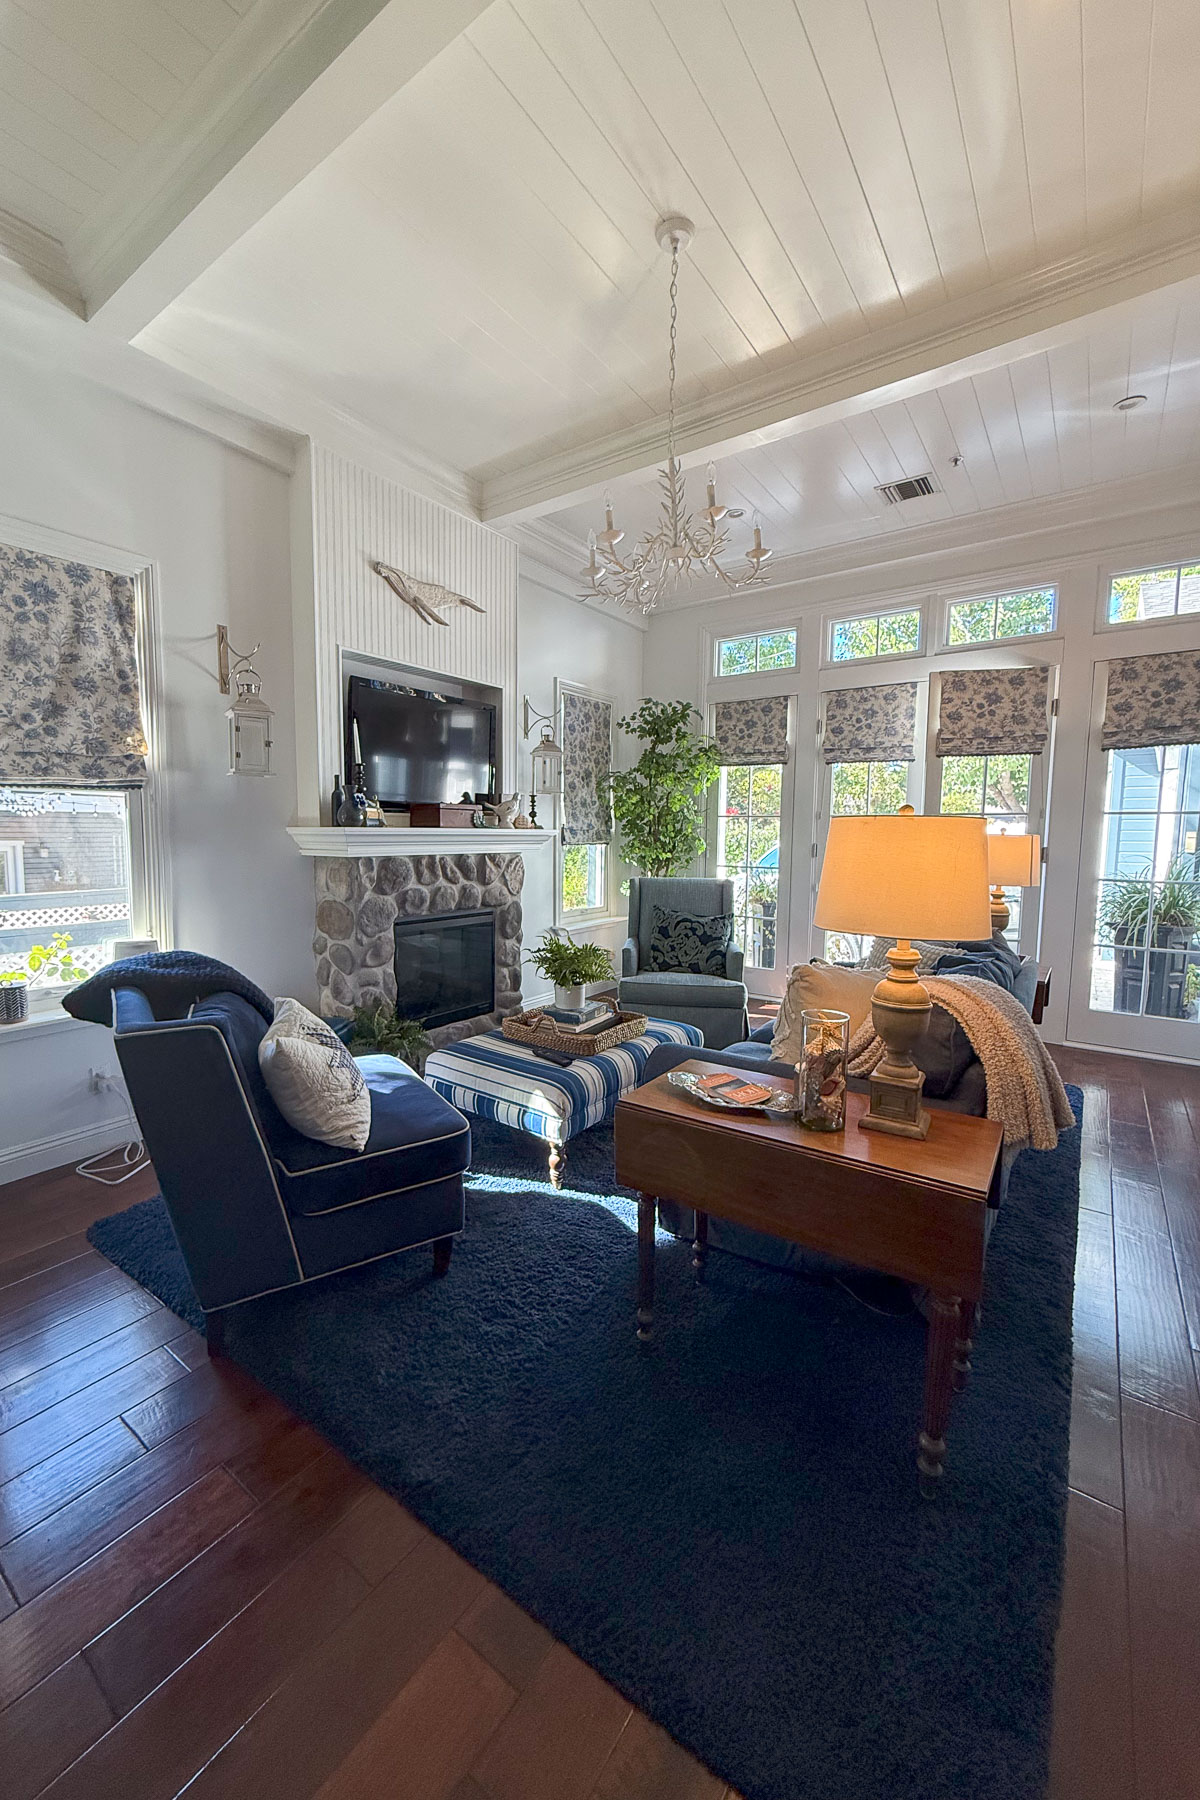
top-left (796, 1009), bottom-right (849, 1132)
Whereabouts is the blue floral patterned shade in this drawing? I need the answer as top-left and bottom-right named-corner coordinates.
top-left (713, 695), bottom-right (790, 765)
top-left (1101, 649), bottom-right (1200, 751)
top-left (936, 665), bottom-right (1050, 757)
top-left (561, 689), bottom-right (612, 845)
top-left (821, 681), bottom-right (917, 764)
top-left (0, 543), bottom-right (147, 786)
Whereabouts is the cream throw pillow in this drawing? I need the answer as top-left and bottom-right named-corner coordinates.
top-left (771, 962), bottom-right (880, 1067)
top-left (258, 998), bottom-right (371, 1151)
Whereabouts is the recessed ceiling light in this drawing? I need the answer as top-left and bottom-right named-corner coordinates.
top-left (1113, 393), bottom-right (1147, 411)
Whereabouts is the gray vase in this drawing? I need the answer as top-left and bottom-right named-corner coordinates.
top-left (0, 984), bottom-right (29, 1025)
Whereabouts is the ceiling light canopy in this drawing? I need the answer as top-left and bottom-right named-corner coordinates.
top-left (580, 216), bottom-right (772, 615)
top-left (1113, 393), bottom-right (1147, 411)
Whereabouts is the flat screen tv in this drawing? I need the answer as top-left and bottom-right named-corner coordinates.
top-left (346, 676), bottom-right (496, 808)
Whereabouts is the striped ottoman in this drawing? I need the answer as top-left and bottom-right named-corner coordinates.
top-left (423, 1017), bottom-right (702, 1188)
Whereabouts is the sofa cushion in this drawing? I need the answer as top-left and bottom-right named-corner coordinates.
top-left (621, 969), bottom-right (747, 1008)
top-left (258, 998), bottom-right (371, 1151)
top-left (647, 905), bottom-right (734, 976)
top-left (770, 962), bottom-right (975, 1099)
top-left (274, 1055), bottom-right (470, 1216)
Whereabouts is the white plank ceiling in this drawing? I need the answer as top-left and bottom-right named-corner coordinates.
top-left (134, 0), bottom-right (1200, 484)
top-left (546, 283), bottom-right (1200, 561)
top-left (0, 0), bottom-right (253, 241)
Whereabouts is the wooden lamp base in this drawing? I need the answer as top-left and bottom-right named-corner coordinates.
top-left (860, 939), bottom-right (932, 1140)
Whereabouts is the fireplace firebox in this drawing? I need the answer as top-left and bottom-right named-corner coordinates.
top-left (393, 909), bottom-right (496, 1030)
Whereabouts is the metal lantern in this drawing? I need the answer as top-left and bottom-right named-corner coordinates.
top-left (531, 722), bottom-right (562, 797)
top-left (227, 667), bottom-right (274, 777)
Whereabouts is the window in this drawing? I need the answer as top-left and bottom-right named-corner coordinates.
top-left (560, 843), bottom-right (607, 916)
top-left (829, 608), bottom-right (920, 663)
top-left (716, 764), bottom-right (782, 969)
top-left (0, 789), bottom-right (134, 988)
top-left (822, 761), bottom-right (910, 959)
top-left (1107, 563), bottom-right (1200, 625)
top-left (716, 630), bottom-right (796, 678)
top-left (939, 754), bottom-right (1033, 945)
top-left (1089, 744), bottom-right (1200, 1021)
top-left (947, 586), bottom-right (1056, 644)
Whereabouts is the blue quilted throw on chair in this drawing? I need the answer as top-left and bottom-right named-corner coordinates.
top-left (63, 949), bottom-right (275, 1025)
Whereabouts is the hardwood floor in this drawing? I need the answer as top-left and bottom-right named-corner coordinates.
top-left (0, 1047), bottom-right (1196, 1799)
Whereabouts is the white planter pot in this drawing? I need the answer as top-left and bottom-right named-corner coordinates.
top-left (554, 984), bottom-right (586, 1011)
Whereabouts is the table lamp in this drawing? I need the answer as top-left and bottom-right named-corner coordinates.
top-left (987, 829), bottom-right (1041, 933)
top-left (814, 806), bottom-right (991, 1139)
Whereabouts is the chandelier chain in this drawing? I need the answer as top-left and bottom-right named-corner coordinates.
top-left (667, 241), bottom-right (678, 468)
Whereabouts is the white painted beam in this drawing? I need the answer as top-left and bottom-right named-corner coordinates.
top-left (477, 206), bottom-right (1200, 524)
top-left (73, 0), bottom-right (492, 341)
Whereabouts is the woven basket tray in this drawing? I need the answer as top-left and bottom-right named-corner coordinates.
top-left (501, 998), bottom-right (649, 1057)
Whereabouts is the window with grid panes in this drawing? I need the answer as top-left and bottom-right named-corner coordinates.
top-left (716, 629), bottom-right (796, 678)
top-left (715, 763), bottom-right (782, 969)
top-left (938, 755), bottom-right (1033, 946)
top-left (0, 789), bottom-right (134, 986)
top-left (947, 587), bottom-right (1056, 644)
top-left (1106, 563), bottom-right (1200, 625)
top-left (829, 608), bottom-right (921, 663)
top-left (822, 761), bottom-right (910, 961)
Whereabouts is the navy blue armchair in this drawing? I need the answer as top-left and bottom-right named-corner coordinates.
top-left (112, 987), bottom-right (470, 1353)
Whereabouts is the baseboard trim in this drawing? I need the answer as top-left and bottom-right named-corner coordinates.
top-left (0, 1119), bottom-right (136, 1187)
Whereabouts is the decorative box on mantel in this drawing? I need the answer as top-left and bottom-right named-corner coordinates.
top-left (290, 828), bottom-right (555, 1048)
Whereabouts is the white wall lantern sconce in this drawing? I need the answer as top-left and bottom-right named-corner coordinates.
top-left (218, 625), bottom-right (274, 777)
top-left (522, 696), bottom-right (562, 826)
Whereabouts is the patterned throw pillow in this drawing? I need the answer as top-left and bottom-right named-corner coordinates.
top-left (647, 906), bottom-right (735, 976)
top-left (258, 997), bottom-right (371, 1150)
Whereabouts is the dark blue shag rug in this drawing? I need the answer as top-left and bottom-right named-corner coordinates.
top-left (89, 1096), bottom-right (1082, 1800)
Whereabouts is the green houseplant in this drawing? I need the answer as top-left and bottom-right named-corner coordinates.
top-left (0, 932), bottom-right (88, 1026)
top-left (609, 699), bottom-right (720, 877)
top-left (1098, 856), bottom-right (1200, 1018)
top-left (525, 929), bottom-right (614, 1009)
top-left (347, 999), bottom-right (432, 1072)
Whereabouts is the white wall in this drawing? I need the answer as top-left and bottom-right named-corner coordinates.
top-left (516, 559), bottom-right (645, 992)
top-left (0, 348), bottom-right (313, 1182)
top-left (643, 489), bottom-right (1200, 1059)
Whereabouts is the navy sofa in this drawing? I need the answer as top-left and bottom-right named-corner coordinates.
top-left (112, 987), bottom-right (471, 1351)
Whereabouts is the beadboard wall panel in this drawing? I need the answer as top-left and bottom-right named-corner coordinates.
top-left (297, 444), bottom-right (518, 822)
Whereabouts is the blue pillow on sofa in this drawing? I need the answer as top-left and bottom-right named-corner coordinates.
top-left (932, 940), bottom-right (1020, 992)
top-left (647, 906), bottom-right (734, 976)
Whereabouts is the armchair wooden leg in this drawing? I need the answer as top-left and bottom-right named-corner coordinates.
top-left (432, 1235), bottom-right (454, 1277)
top-left (205, 1309), bottom-right (227, 1358)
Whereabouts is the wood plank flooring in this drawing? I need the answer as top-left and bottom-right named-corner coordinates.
top-left (0, 1048), bottom-right (1195, 1799)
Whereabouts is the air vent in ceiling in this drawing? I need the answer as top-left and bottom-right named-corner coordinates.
top-left (875, 473), bottom-right (938, 505)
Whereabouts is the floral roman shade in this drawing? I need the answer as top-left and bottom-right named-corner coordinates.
top-left (561, 689), bottom-right (613, 845)
top-left (0, 543), bottom-right (147, 787)
top-left (821, 682), bottom-right (917, 764)
top-left (713, 695), bottom-right (790, 766)
top-left (935, 665), bottom-right (1050, 757)
top-left (1101, 649), bottom-right (1200, 752)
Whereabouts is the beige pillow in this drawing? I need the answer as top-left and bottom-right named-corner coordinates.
top-left (771, 962), bottom-right (880, 1066)
top-left (258, 998), bottom-right (371, 1151)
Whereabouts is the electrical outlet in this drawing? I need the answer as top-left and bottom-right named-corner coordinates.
top-left (88, 1069), bottom-right (118, 1095)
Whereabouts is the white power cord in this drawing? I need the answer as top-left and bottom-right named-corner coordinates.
top-left (76, 1086), bottom-right (149, 1186)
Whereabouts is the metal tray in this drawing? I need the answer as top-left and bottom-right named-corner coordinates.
top-left (667, 1069), bottom-right (795, 1116)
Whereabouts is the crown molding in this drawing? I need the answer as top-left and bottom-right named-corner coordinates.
top-left (650, 463), bottom-right (1200, 615)
top-left (509, 519), bottom-right (649, 632)
top-left (477, 206), bottom-right (1200, 524)
top-left (72, 0), bottom-right (490, 338)
top-left (0, 209), bottom-right (81, 315)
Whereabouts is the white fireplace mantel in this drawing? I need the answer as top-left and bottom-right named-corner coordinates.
top-left (287, 826), bottom-right (558, 857)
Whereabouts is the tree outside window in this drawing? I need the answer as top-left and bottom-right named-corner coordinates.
top-left (716, 763), bottom-right (782, 969)
top-left (939, 754), bottom-right (1033, 945)
top-left (822, 761), bottom-right (908, 958)
top-left (561, 843), bottom-right (607, 915)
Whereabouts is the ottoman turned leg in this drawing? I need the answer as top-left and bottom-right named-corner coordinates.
top-left (548, 1144), bottom-right (565, 1189)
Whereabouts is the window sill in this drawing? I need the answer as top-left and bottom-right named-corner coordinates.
top-left (0, 1005), bottom-right (98, 1042)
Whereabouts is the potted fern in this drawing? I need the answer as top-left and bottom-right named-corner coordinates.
top-left (1099, 856), bottom-right (1200, 1018)
top-left (347, 999), bottom-right (432, 1072)
top-left (525, 930), bottom-right (614, 1010)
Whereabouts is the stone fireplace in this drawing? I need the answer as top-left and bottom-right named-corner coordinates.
top-left (312, 852), bottom-right (524, 1046)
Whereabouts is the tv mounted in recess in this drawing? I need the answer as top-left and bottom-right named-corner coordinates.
top-left (345, 675), bottom-right (497, 808)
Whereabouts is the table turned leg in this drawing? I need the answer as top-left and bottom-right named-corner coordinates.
top-left (918, 1291), bottom-right (962, 1497)
top-left (637, 1194), bottom-right (656, 1341)
top-left (548, 1144), bottom-right (565, 1190)
top-left (954, 1297), bottom-right (977, 1393)
top-left (692, 1209), bottom-right (709, 1274)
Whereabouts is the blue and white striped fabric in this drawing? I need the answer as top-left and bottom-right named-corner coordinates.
top-left (423, 1018), bottom-right (702, 1147)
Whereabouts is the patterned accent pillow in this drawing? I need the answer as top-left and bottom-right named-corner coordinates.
top-left (647, 906), bottom-right (735, 976)
top-left (258, 997), bottom-right (370, 1150)
top-left (863, 936), bottom-right (947, 974)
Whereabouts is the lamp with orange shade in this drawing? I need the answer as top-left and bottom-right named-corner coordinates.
top-left (987, 829), bottom-right (1041, 933)
top-left (814, 806), bottom-right (991, 1139)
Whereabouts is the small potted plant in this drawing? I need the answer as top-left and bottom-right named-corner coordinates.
top-left (525, 929), bottom-right (614, 1010)
top-left (0, 932), bottom-right (89, 1025)
top-left (1099, 856), bottom-right (1200, 1018)
top-left (347, 999), bottom-right (432, 1073)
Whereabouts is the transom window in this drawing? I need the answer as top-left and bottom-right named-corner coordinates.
top-left (715, 764), bottom-right (782, 969)
top-left (716, 630), bottom-right (796, 678)
top-left (0, 789), bottom-right (133, 986)
top-left (947, 587), bottom-right (1056, 644)
top-left (1107, 563), bottom-right (1200, 625)
top-left (829, 608), bottom-right (920, 663)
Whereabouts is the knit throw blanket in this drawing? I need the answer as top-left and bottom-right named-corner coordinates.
top-left (847, 973), bottom-right (1074, 1153)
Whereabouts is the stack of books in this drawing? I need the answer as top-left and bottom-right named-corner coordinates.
top-left (543, 999), bottom-right (609, 1035)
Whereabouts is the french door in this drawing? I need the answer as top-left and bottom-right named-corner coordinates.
top-left (1067, 728), bottom-right (1200, 1060)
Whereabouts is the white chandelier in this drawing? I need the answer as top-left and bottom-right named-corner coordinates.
top-left (581, 216), bottom-right (772, 615)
